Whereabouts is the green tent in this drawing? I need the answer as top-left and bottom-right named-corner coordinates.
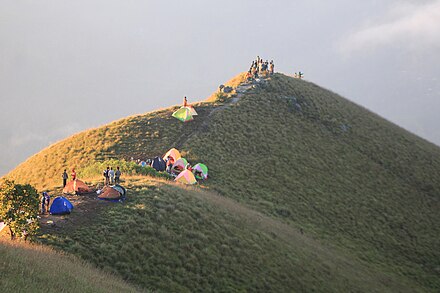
top-left (172, 107), bottom-right (194, 122)
top-left (193, 163), bottom-right (208, 180)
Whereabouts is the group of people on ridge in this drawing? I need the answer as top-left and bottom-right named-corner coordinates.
top-left (103, 166), bottom-right (121, 186)
top-left (247, 56), bottom-right (274, 79)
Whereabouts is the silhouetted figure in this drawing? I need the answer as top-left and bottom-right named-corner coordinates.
top-left (62, 169), bottom-right (68, 187)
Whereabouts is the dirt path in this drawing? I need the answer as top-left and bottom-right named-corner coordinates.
top-left (174, 78), bottom-right (266, 149)
top-left (39, 192), bottom-right (114, 235)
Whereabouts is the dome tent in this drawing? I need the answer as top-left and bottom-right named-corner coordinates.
top-left (172, 158), bottom-right (188, 174)
top-left (172, 107), bottom-right (194, 122)
top-left (163, 148), bottom-right (181, 161)
top-left (193, 163), bottom-right (208, 180)
top-left (50, 196), bottom-right (74, 215)
top-left (98, 185), bottom-right (126, 202)
top-left (175, 169), bottom-right (197, 185)
top-left (63, 179), bottom-right (92, 195)
top-left (151, 156), bottom-right (166, 171)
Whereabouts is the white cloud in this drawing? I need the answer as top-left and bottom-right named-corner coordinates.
top-left (339, 1), bottom-right (440, 53)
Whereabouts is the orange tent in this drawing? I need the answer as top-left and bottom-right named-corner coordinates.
top-left (98, 186), bottom-right (122, 200)
top-left (163, 148), bottom-right (181, 161)
top-left (63, 180), bottom-right (92, 195)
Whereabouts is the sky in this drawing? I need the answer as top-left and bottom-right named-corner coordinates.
top-left (1, 0), bottom-right (439, 176)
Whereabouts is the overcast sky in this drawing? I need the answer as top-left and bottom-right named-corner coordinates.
top-left (1, 0), bottom-right (439, 176)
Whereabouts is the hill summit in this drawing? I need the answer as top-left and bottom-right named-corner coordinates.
top-left (4, 72), bottom-right (440, 291)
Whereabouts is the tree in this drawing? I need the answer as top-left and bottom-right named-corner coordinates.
top-left (0, 179), bottom-right (40, 240)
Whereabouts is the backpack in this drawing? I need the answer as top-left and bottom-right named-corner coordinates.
top-left (103, 170), bottom-right (108, 177)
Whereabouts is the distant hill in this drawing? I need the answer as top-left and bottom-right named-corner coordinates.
top-left (5, 73), bottom-right (440, 291)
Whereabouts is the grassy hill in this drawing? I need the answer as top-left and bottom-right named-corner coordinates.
top-left (5, 73), bottom-right (440, 292)
top-left (0, 240), bottom-right (140, 292)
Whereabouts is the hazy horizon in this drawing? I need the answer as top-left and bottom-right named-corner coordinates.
top-left (1, 0), bottom-right (439, 176)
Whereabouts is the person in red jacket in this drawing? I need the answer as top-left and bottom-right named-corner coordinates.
top-left (71, 168), bottom-right (77, 181)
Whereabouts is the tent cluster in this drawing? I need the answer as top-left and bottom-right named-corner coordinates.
top-left (162, 148), bottom-right (209, 185)
top-left (172, 106), bottom-right (197, 122)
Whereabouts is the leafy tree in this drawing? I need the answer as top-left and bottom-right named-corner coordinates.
top-left (0, 179), bottom-right (40, 240)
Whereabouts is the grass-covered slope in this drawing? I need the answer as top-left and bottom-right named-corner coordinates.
top-left (40, 177), bottom-right (414, 292)
top-left (184, 74), bottom-right (440, 289)
top-left (6, 73), bottom-right (440, 291)
top-left (0, 240), bottom-right (139, 292)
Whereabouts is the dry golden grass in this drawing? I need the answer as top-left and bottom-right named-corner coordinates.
top-left (0, 239), bottom-right (141, 292)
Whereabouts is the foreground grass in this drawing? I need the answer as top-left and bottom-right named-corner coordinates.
top-left (0, 239), bottom-right (140, 293)
top-left (39, 177), bottom-right (416, 292)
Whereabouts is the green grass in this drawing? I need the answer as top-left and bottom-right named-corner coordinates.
top-left (0, 240), bottom-right (140, 292)
top-left (4, 73), bottom-right (440, 292)
top-left (39, 177), bottom-right (417, 292)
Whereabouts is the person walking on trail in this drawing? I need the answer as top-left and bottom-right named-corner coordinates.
top-left (103, 167), bottom-right (110, 186)
top-left (71, 168), bottom-right (76, 181)
top-left (109, 167), bottom-right (115, 185)
top-left (115, 166), bottom-right (121, 184)
top-left (62, 169), bottom-right (68, 187)
top-left (183, 96), bottom-right (188, 107)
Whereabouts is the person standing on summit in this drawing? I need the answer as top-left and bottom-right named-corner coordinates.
top-left (62, 169), bottom-right (68, 187)
top-left (183, 96), bottom-right (188, 107)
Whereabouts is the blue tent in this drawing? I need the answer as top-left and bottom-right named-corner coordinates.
top-left (151, 156), bottom-right (166, 171)
top-left (50, 196), bottom-right (74, 215)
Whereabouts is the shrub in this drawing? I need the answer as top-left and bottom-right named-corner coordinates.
top-left (0, 179), bottom-right (40, 240)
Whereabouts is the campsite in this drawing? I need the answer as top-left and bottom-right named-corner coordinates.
top-left (1, 2), bottom-right (440, 292)
top-left (1, 72), bottom-right (439, 292)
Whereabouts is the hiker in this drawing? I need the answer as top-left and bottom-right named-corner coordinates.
top-left (115, 166), bottom-right (121, 184)
top-left (41, 192), bottom-right (47, 214)
top-left (103, 167), bottom-right (110, 186)
top-left (269, 60), bottom-right (274, 75)
top-left (44, 192), bottom-right (50, 213)
top-left (71, 168), bottom-right (76, 181)
top-left (246, 70), bottom-right (253, 81)
top-left (109, 167), bottom-right (115, 185)
top-left (166, 156), bottom-right (175, 173)
top-left (183, 96), bottom-right (188, 107)
top-left (62, 169), bottom-right (68, 187)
